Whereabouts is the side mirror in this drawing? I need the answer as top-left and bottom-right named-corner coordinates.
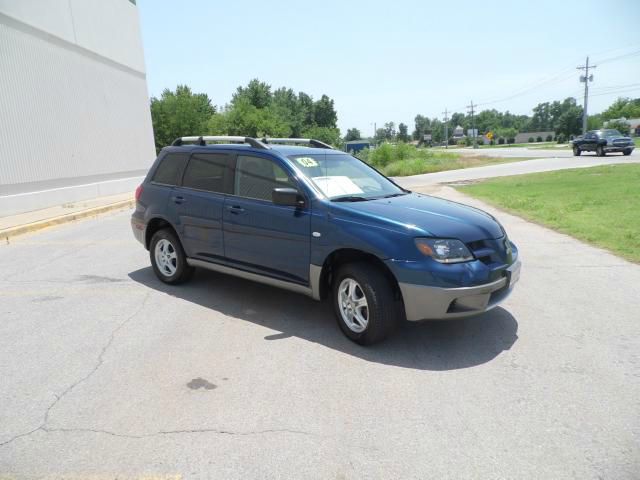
top-left (272, 187), bottom-right (305, 207)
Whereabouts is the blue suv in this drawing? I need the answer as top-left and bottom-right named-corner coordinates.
top-left (132, 136), bottom-right (521, 344)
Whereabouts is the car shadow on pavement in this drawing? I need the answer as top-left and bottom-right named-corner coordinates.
top-left (129, 267), bottom-right (518, 371)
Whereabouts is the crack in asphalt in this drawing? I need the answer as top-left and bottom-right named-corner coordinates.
top-left (40, 426), bottom-right (315, 439)
top-left (0, 292), bottom-right (152, 448)
top-left (0, 291), bottom-right (316, 448)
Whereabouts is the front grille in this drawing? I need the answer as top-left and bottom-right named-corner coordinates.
top-left (467, 236), bottom-right (513, 284)
top-left (613, 139), bottom-right (629, 146)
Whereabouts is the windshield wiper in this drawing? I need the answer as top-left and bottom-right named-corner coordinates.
top-left (381, 192), bottom-right (408, 199)
top-left (331, 195), bottom-right (370, 202)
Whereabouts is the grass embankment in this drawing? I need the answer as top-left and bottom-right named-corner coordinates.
top-left (458, 164), bottom-right (640, 262)
top-left (358, 143), bottom-right (531, 177)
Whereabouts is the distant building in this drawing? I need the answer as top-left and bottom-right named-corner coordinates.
top-left (345, 140), bottom-right (370, 153)
top-left (452, 125), bottom-right (465, 138)
top-left (514, 131), bottom-right (555, 143)
top-left (0, 0), bottom-right (155, 216)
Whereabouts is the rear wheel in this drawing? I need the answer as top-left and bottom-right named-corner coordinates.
top-left (573, 145), bottom-right (581, 156)
top-left (597, 145), bottom-right (605, 157)
top-left (623, 149), bottom-right (632, 156)
top-left (149, 229), bottom-right (193, 284)
top-left (332, 262), bottom-right (397, 345)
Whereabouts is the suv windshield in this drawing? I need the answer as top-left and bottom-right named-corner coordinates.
top-left (287, 153), bottom-right (405, 201)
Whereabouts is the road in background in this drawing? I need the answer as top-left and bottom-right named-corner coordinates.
top-left (1, 190), bottom-right (638, 478)
top-left (396, 151), bottom-right (640, 188)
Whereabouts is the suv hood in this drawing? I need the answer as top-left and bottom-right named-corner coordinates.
top-left (330, 192), bottom-right (504, 242)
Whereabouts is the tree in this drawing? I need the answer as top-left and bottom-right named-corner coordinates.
top-left (344, 128), bottom-right (362, 141)
top-left (412, 115), bottom-right (431, 140)
top-left (150, 85), bottom-right (216, 152)
top-left (383, 122), bottom-right (396, 141)
top-left (602, 97), bottom-right (640, 120)
top-left (231, 79), bottom-right (272, 109)
top-left (313, 95), bottom-right (338, 128)
top-left (397, 123), bottom-right (410, 142)
top-left (302, 126), bottom-right (342, 146)
top-left (554, 99), bottom-right (583, 137)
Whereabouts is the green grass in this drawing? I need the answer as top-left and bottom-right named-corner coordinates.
top-left (634, 137), bottom-right (640, 147)
top-left (358, 143), bottom-right (535, 177)
top-left (458, 164), bottom-right (640, 262)
top-left (380, 154), bottom-right (528, 177)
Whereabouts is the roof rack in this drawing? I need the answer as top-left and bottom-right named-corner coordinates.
top-left (261, 138), bottom-right (334, 149)
top-left (171, 136), bottom-right (269, 149)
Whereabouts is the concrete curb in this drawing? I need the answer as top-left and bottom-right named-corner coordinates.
top-left (1, 198), bottom-right (134, 241)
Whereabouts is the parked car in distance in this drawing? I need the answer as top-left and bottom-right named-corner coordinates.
top-left (131, 136), bottom-right (521, 345)
top-left (571, 129), bottom-right (635, 156)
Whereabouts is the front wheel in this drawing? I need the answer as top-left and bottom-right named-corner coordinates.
top-left (149, 229), bottom-right (193, 284)
top-left (573, 145), bottom-right (581, 156)
top-left (332, 262), bottom-right (398, 345)
top-left (623, 149), bottom-right (632, 156)
top-left (597, 145), bottom-right (606, 157)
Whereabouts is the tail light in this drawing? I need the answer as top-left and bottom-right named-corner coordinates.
top-left (135, 184), bottom-right (143, 201)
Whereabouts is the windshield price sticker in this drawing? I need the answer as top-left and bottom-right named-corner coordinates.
top-left (295, 157), bottom-right (318, 167)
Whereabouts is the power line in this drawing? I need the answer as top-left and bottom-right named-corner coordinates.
top-left (594, 49), bottom-right (640, 66)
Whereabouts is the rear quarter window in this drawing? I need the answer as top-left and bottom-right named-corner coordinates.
top-left (152, 153), bottom-right (189, 185)
top-left (182, 153), bottom-right (233, 194)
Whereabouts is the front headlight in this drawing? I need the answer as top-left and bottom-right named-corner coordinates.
top-left (414, 238), bottom-right (474, 263)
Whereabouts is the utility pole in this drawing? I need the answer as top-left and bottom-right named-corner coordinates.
top-left (577, 56), bottom-right (596, 135)
top-left (467, 101), bottom-right (477, 149)
top-left (442, 108), bottom-right (449, 149)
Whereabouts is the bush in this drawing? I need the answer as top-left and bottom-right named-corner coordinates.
top-left (556, 133), bottom-right (566, 144)
top-left (507, 137), bottom-right (515, 144)
top-left (448, 138), bottom-right (455, 145)
top-left (490, 139), bottom-right (495, 145)
top-left (498, 137), bottom-right (505, 145)
top-left (369, 143), bottom-right (394, 167)
top-left (528, 137), bottom-right (534, 143)
top-left (394, 142), bottom-right (413, 161)
top-left (546, 134), bottom-right (553, 142)
top-left (536, 136), bottom-right (543, 142)
top-left (353, 147), bottom-right (370, 162)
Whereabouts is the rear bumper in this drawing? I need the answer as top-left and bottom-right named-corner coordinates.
top-left (131, 215), bottom-right (146, 247)
top-left (400, 260), bottom-right (521, 321)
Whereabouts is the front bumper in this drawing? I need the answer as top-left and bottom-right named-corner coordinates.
top-left (604, 145), bottom-right (634, 152)
top-left (399, 260), bottom-right (521, 321)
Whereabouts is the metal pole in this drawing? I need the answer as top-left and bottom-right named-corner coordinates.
top-left (442, 108), bottom-right (449, 148)
top-left (467, 101), bottom-right (477, 149)
top-left (577, 56), bottom-right (596, 135)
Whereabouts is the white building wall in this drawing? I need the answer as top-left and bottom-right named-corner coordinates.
top-left (0, 0), bottom-right (155, 216)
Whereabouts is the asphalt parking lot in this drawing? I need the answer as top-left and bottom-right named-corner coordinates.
top-left (1, 187), bottom-right (638, 479)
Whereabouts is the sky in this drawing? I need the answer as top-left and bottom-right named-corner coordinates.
top-left (138, 0), bottom-right (640, 135)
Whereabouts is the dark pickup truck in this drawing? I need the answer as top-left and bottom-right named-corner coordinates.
top-left (572, 129), bottom-right (635, 156)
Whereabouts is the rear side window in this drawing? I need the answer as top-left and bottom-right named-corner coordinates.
top-left (152, 153), bottom-right (188, 185)
top-left (182, 153), bottom-right (233, 193)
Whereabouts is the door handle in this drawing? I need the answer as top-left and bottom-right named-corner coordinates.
top-left (172, 195), bottom-right (185, 204)
top-left (227, 205), bottom-right (245, 215)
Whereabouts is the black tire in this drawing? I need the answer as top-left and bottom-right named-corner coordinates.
top-left (573, 145), bottom-right (581, 156)
top-left (596, 145), bottom-right (605, 157)
top-left (332, 262), bottom-right (398, 345)
top-left (149, 228), bottom-right (194, 284)
top-left (623, 149), bottom-right (632, 156)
